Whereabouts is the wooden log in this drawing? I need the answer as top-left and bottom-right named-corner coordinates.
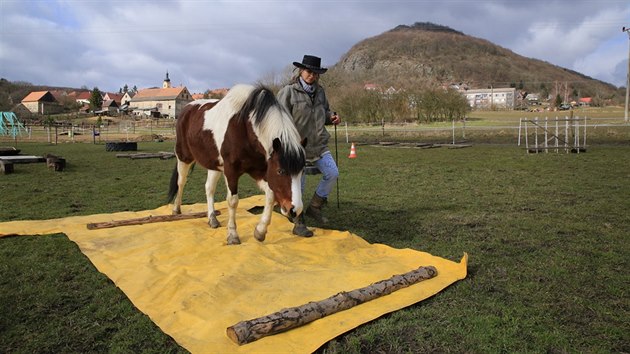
top-left (117, 152), bottom-right (176, 159)
top-left (130, 153), bottom-right (165, 159)
top-left (0, 160), bottom-right (14, 174)
top-left (53, 158), bottom-right (66, 171)
top-left (0, 147), bottom-right (20, 156)
top-left (226, 265), bottom-right (438, 345)
top-left (0, 155), bottom-right (46, 163)
top-left (86, 211), bottom-right (219, 230)
top-left (45, 154), bottom-right (66, 171)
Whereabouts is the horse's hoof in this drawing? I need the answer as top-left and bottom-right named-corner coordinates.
top-left (208, 214), bottom-right (220, 228)
top-left (227, 236), bottom-right (241, 245)
top-left (254, 228), bottom-right (266, 242)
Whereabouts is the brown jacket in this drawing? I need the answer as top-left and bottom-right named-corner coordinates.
top-left (277, 81), bottom-right (333, 162)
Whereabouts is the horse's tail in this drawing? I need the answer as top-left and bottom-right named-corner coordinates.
top-left (167, 164), bottom-right (179, 204)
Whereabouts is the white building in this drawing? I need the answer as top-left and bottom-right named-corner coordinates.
top-left (129, 73), bottom-right (193, 118)
top-left (463, 88), bottom-right (515, 110)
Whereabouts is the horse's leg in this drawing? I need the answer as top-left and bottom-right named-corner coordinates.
top-left (224, 175), bottom-right (240, 245)
top-left (205, 169), bottom-right (222, 228)
top-left (253, 180), bottom-right (275, 242)
top-left (172, 160), bottom-right (192, 215)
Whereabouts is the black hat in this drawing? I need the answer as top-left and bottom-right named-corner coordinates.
top-left (293, 55), bottom-right (328, 74)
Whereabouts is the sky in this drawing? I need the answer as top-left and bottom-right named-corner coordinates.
top-left (1, 0), bottom-right (629, 94)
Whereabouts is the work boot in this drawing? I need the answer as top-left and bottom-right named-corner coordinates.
top-left (306, 193), bottom-right (328, 224)
top-left (292, 214), bottom-right (313, 237)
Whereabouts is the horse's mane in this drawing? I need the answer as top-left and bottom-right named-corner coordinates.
top-left (234, 85), bottom-right (305, 175)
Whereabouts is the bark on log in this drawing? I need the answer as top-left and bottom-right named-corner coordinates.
top-left (130, 153), bottom-right (176, 159)
top-left (226, 265), bottom-right (438, 345)
top-left (86, 211), bottom-right (218, 230)
top-left (116, 152), bottom-right (176, 159)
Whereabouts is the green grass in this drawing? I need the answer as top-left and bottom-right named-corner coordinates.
top-left (1, 139), bottom-right (629, 353)
top-left (0, 234), bottom-right (187, 353)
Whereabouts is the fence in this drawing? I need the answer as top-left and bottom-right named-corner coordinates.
top-left (0, 120), bottom-right (177, 145)
top-left (2, 117), bottom-right (627, 147)
top-left (518, 116), bottom-right (587, 153)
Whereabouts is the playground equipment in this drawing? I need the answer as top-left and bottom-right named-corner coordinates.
top-left (518, 115), bottom-right (587, 154)
top-left (0, 112), bottom-right (26, 141)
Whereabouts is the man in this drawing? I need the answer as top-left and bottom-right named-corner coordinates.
top-left (278, 55), bottom-right (341, 237)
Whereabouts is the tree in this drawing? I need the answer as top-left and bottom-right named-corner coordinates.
top-left (554, 94), bottom-right (562, 108)
top-left (89, 87), bottom-right (103, 112)
top-left (540, 83), bottom-right (549, 101)
top-left (572, 88), bottom-right (579, 100)
top-left (414, 88), bottom-right (469, 123)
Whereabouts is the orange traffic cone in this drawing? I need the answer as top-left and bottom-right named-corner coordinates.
top-left (348, 143), bottom-right (357, 158)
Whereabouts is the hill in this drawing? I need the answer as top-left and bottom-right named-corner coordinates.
top-left (325, 22), bottom-right (621, 102)
top-left (0, 78), bottom-right (85, 112)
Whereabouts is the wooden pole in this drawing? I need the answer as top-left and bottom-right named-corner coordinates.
top-left (534, 117), bottom-right (539, 152)
top-left (525, 119), bottom-right (529, 151)
top-left (544, 117), bottom-right (548, 153)
top-left (518, 118), bottom-right (522, 146)
top-left (226, 265), bottom-right (438, 345)
top-left (583, 115), bottom-right (587, 149)
top-left (555, 119), bottom-right (559, 153)
top-left (86, 211), bottom-right (215, 230)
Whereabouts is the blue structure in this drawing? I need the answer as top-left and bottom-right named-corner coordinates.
top-left (0, 112), bottom-right (26, 138)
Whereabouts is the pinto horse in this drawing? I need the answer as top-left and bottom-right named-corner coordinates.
top-left (167, 84), bottom-right (306, 245)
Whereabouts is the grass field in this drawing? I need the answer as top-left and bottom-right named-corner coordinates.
top-left (4, 105), bottom-right (628, 146)
top-left (0, 126), bottom-right (629, 352)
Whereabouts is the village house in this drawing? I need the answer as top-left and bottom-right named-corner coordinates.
top-left (99, 99), bottom-right (119, 115)
top-left (578, 97), bottom-right (592, 106)
top-left (103, 92), bottom-right (124, 106)
top-left (72, 91), bottom-right (91, 105)
top-left (121, 91), bottom-right (134, 106)
top-left (129, 72), bottom-right (193, 118)
top-left (20, 91), bottom-right (63, 115)
top-left (11, 103), bottom-right (33, 118)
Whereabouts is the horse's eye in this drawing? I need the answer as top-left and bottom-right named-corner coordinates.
top-left (277, 168), bottom-right (286, 175)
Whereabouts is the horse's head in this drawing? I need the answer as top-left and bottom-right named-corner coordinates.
top-left (267, 137), bottom-right (306, 219)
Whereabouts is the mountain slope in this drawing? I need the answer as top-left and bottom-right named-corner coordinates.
top-left (326, 22), bottom-right (619, 100)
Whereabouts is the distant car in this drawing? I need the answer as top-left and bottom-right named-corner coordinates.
top-left (558, 103), bottom-right (571, 110)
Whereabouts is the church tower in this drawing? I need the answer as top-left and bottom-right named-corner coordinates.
top-left (163, 71), bottom-right (171, 89)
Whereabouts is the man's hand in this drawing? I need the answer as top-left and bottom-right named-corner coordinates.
top-left (331, 112), bottom-right (341, 125)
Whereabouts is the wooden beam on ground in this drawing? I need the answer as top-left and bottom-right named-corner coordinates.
top-left (0, 147), bottom-right (20, 156)
top-left (130, 153), bottom-right (175, 159)
top-left (116, 152), bottom-right (176, 160)
top-left (432, 144), bottom-right (472, 149)
top-left (447, 144), bottom-right (472, 149)
top-left (0, 155), bottom-right (46, 164)
top-left (86, 211), bottom-right (217, 230)
top-left (226, 265), bottom-right (438, 345)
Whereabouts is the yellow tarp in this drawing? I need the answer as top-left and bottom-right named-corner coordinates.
top-left (0, 195), bottom-right (467, 353)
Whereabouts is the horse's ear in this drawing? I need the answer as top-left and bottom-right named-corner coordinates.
top-left (301, 137), bottom-right (307, 148)
top-left (272, 138), bottom-right (282, 152)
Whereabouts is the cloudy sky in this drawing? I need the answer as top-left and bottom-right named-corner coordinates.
top-left (1, 0), bottom-right (629, 94)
